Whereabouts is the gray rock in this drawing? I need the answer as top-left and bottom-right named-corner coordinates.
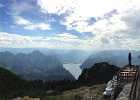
top-left (116, 83), bottom-right (132, 100)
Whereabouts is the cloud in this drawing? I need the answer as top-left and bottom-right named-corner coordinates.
top-left (1, 0), bottom-right (140, 50)
top-left (55, 33), bottom-right (78, 41)
top-left (37, 0), bottom-right (131, 16)
top-left (37, 0), bottom-right (74, 14)
top-left (10, 1), bottom-right (51, 31)
top-left (14, 16), bottom-right (51, 30)
top-left (14, 16), bottom-right (32, 26)
top-left (0, 32), bottom-right (91, 50)
top-left (24, 23), bottom-right (51, 30)
top-left (0, 32), bottom-right (32, 47)
top-left (121, 8), bottom-right (140, 36)
top-left (37, 0), bottom-right (140, 50)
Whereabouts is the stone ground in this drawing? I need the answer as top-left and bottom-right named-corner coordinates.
top-left (116, 83), bottom-right (132, 100)
top-left (12, 84), bottom-right (110, 100)
top-left (12, 96), bottom-right (40, 100)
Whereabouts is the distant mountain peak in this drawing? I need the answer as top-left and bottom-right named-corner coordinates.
top-left (1, 51), bottom-right (14, 55)
top-left (81, 50), bottom-right (140, 69)
top-left (29, 50), bottom-right (43, 55)
top-left (94, 62), bottom-right (111, 66)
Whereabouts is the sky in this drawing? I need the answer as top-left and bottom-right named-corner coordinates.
top-left (0, 0), bottom-right (140, 50)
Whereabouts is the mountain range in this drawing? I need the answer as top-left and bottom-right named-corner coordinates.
top-left (0, 49), bottom-right (140, 81)
top-left (0, 51), bottom-right (75, 81)
top-left (0, 48), bottom-right (91, 64)
top-left (81, 50), bottom-right (140, 69)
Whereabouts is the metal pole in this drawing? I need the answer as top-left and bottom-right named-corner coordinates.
top-left (129, 52), bottom-right (132, 68)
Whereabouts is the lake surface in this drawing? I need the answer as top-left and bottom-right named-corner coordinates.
top-left (63, 63), bottom-right (82, 79)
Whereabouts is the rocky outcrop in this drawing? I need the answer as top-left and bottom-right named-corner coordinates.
top-left (78, 62), bottom-right (119, 83)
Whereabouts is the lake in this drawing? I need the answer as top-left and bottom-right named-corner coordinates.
top-left (63, 63), bottom-right (82, 79)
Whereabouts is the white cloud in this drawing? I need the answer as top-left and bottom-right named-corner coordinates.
top-left (2, 0), bottom-right (140, 50)
top-left (0, 32), bottom-right (32, 47)
top-left (37, 0), bottom-right (140, 50)
top-left (24, 23), bottom-right (51, 30)
top-left (37, 0), bottom-right (132, 16)
top-left (15, 16), bottom-right (51, 30)
top-left (0, 32), bottom-right (91, 50)
top-left (37, 0), bottom-right (74, 14)
top-left (15, 16), bottom-right (32, 26)
top-left (55, 33), bottom-right (79, 41)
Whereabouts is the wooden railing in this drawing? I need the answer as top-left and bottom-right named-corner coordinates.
top-left (117, 68), bottom-right (137, 83)
top-left (111, 67), bottom-right (138, 100)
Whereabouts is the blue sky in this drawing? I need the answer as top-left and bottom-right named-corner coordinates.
top-left (0, 0), bottom-right (140, 50)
